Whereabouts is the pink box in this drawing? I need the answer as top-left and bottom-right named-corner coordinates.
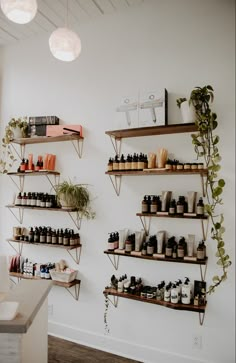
top-left (46, 125), bottom-right (83, 137)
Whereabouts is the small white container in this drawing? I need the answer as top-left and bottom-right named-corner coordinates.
top-left (50, 269), bottom-right (77, 283)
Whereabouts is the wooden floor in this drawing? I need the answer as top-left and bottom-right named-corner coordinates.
top-left (48, 335), bottom-right (141, 363)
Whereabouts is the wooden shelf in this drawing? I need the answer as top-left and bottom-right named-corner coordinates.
top-left (11, 134), bottom-right (83, 145)
top-left (9, 272), bottom-right (80, 288)
top-left (103, 288), bottom-right (206, 313)
top-left (7, 239), bottom-right (81, 250)
top-left (136, 213), bottom-right (208, 220)
top-left (105, 123), bottom-right (197, 139)
top-left (106, 169), bottom-right (208, 176)
top-left (6, 205), bottom-right (77, 212)
top-left (7, 171), bottom-right (60, 176)
top-left (104, 250), bottom-right (208, 265)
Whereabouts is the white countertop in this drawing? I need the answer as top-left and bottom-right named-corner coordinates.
top-left (0, 280), bottom-right (52, 334)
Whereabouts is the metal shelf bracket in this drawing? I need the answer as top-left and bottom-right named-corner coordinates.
top-left (107, 295), bottom-right (119, 308)
top-left (199, 262), bottom-right (208, 281)
top-left (138, 215), bottom-right (151, 235)
top-left (65, 283), bottom-right (80, 301)
top-left (201, 218), bottom-right (209, 241)
top-left (7, 206), bottom-right (24, 224)
top-left (106, 253), bottom-right (120, 270)
top-left (46, 174), bottom-right (60, 192)
top-left (109, 136), bottom-right (122, 157)
top-left (200, 174), bottom-right (207, 198)
top-left (7, 240), bottom-right (23, 255)
top-left (67, 246), bottom-right (82, 265)
top-left (108, 174), bottom-right (122, 196)
top-left (199, 311), bottom-right (206, 326)
top-left (67, 211), bottom-right (82, 230)
top-left (71, 138), bottom-right (84, 158)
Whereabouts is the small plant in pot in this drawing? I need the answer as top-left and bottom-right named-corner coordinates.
top-left (176, 97), bottom-right (196, 124)
top-left (0, 117), bottom-right (28, 174)
top-left (55, 180), bottom-right (95, 219)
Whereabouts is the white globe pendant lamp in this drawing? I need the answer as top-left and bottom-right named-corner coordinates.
top-left (49, 0), bottom-right (81, 62)
top-left (0, 0), bottom-right (37, 25)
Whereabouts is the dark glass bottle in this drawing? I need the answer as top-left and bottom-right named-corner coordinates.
top-left (196, 197), bottom-right (205, 216)
top-left (169, 199), bottom-right (176, 215)
top-left (176, 196), bottom-right (184, 215)
top-left (150, 196), bottom-right (157, 214)
top-left (15, 192), bottom-right (22, 206)
top-left (119, 154), bottom-right (125, 171)
top-left (141, 196), bottom-right (148, 213)
top-left (29, 227), bottom-right (34, 243)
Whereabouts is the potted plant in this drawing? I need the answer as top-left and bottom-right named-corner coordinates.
top-left (190, 85), bottom-right (231, 294)
top-left (0, 117), bottom-right (28, 173)
top-left (176, 97), bottom-right (196, 123)
top-left (55, 180), bottom-right (95, 219)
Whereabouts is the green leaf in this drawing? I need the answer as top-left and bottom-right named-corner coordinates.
top-left (213, 136), bottom-right (220, 145)
top-left (213, 275), bottom-right (220, 282)
top-left (218, 179), bottom-right (225, 188)
top-left (215, 222), bottom-right (221, 229)
top-left (218, 241), bottom-right (224, 248)
top-left (217, 259), bottom-right (223, 266)
top-left (212, 187), bottom-right (223, 197)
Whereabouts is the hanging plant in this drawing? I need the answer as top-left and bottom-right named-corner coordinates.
top-left (104, 291), bottom-right (110, 335)
top-left (0, 117), bottom-right (28, 174)
top-left (189, 85), bottom-right (232, 293)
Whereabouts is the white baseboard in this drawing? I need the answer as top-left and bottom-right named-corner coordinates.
top-left (48, 321), bottom-right (209, 363)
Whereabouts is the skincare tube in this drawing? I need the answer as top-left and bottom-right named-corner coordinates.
top-left (118, 229), bottom-right (126, 249)
top-left (187, 191), bottom-right (197, 213)
top-left (187, 234), bottom-right (195, 257)
top-left (157, 230), bottom-right (165, 254)
top-left (161, 191), bottom-right (172, 212)
top-left (135, 231), bottom-right (142, 252)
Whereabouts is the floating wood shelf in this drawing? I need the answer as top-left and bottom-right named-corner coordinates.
top-left (106, 169), bottom-right (208, 176)
top-left (10, 134), bottom-right (84, 159)
top-left (136, 213), bottom-right (208, 220)
top-left (7, 171), bottom-right (60, 176)
top-left (104, 250), bottom-right (207, 265)
top-left (6, 204), bottom-right (82, 230)
top-left (6, 204), bottom-right (77, 212)
top-left (105, 123), bottom-right (197, 139)
top-left (11, 134), bottom-right (83, 145)
top-left (9, 272), bottom-right (81, 300)
top-left (6, 239), bottom-right (82, 265)
top-left (7, 239), bottom-right (81, 250)
top-left (103, 288), bottom-right (206, 313)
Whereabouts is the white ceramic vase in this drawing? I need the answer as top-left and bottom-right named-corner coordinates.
top-left (11, 126), bottom-right (23, 139)
top-left (180, 101), bottom-right (196, 123)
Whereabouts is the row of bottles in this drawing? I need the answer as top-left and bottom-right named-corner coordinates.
top-left (107, 153), bottom-right (148, 171)
top-left (17, 153), bottom-right (56, 173)
top-left (15, 192), bottom-right (59, 208)
top-left (141, 192), bottom-right (205, 216)
top-left (108, 275), bottom-right (206, 306)
top-left (13, 226), bottom-right (80, 246)
top-left (107, 230), bottom-right (207, 261)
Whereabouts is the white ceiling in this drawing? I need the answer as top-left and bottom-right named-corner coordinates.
top-left (0, 0), bottom-right (144, 46)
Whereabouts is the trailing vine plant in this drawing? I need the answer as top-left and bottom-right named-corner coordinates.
top-left (104, 291), bottom-right (110, 335)
top-left (189, 85), bottom-right (232, 293)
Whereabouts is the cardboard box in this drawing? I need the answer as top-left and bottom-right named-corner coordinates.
top-left (46, 125), bottom-right (83, 137)
top-left (138, 89), bottom-right (168, 127)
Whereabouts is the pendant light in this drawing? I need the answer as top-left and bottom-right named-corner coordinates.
top-left (1, 0), bottom-right (37, 24)
top-left (49, 0), bottom-right (81, 62)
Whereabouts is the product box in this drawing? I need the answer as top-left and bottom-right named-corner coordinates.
top-left (138, 89), bottom-right (168, 127)
top-left (46, 125), bottom-right (83, 137)
top-left (28, 116), bottom-right (60, 137)
top-left (29, 116), bottom-right (60, 125)
top-left (114, 95), bottom-right (139, 129)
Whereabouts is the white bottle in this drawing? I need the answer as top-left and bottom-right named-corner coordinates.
top-left (181, 277), bottom-right (191, 304)
top-left (164, 284), bottom-right (171, 302)
top-left (171, 284), bottom-right (179, 304)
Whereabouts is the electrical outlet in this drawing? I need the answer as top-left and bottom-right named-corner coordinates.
top-left (193, 334), bottom-right (202, 349)
top-left (48, 304), bottom-right (53, 316)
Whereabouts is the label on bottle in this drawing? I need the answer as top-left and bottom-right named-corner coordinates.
top-left (150, 204), bottom-right (157, 213)
top-left (171, 291), bottom-right (178, 304)
top-left (58, 237), bottom-right (63, 245)
top-left (113, 162), bottom-right (118, 170)
top-left (52, 237), bottom-right (57, 244)
top-left (197, 249), bottom-right (205, 260)
top-left (147, 246), bottom-right (154, 255)
top-left (177, 205), bottom-right (184, 214)
top-left (138, 161), bottom-right (144, 170)
top-left (108, 242), bottom-right (115, 250)
top-left (107, 165), bottom-right (112, 172)
top-left (169, 207), bottom-right (175, 214)
top-left (131, 161), bottom-right (137, 170)
top-left (119, 162), bottom-right (125, 170)
top-left (165, 247), bottom-right (172, 257)
top-left (164, 291), bottom-right (171, 302)
top-left (177, 248), bottom-right (184, 258)
top-left (125, 162), bottom-right (131, 170)
top-left (125, 243), bottom-right (132, 252)
top-left (142, 203), bottom-right (148, 213)
top-left (197, 206), bottom-right (204, 215)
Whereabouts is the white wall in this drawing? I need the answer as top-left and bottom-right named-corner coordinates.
top-left (0, 0), bottom-right (235, 362)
